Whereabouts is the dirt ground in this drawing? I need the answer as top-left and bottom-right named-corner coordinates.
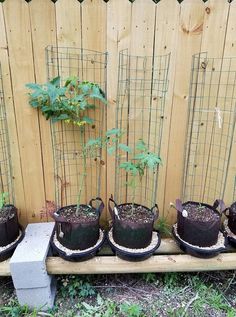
top-left (0, 270), bottom-right (236, 317)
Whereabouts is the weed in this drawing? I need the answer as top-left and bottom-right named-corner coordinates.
top-left (119, 302), bottom-right (145, 317)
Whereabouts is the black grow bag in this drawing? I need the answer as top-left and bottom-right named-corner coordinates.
top-left (0, 205), bottom-right (19, 247)
top-left (50, 227), bottom-right (106, 262)
top-left (107, 229), bottom-right (161, 262)
top-left (0, 225), bottom-right (25, 262)
top-left (175, 199), bottom-right (224, 247)
top-left (172, 226), bottom-right (227, 259)
top-left (52, 198), bottom-right (104, 251)
top-left (108, 197), bottom-right (159, 249)
top-left (223, 202), bottom-right (236, 235)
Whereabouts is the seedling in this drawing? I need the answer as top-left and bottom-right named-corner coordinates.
top-left (27, 76), bottom-right (107, 216)
top-left (119, 139), bottom-right (161, 213)
top-left (0, 192), bottom-right (8, 210)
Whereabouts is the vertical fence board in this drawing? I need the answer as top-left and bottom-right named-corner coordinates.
top-left (128, 0), bottom-right (157, 206)
top-left (81, 0), bottom-right (107, 221)
top-left (0, 4), bottom-right (27, 224)
top-left (222, 1), bottom-right (236, 205)
top-left (106, 0), bottom-right (132, 217)
top-left (2, 0), bottom-right (45, 223)
top-left (28, 0), bottom-right (57, 221)
top-left (192, 0), bottom-right (230, 204)
top-left (164, 0), bottom-right (205, 224)
top-left (154, 0), bottom-right (181, 219)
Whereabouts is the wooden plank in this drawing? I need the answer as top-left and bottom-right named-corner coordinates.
top-left (28, 0), bottom-right (57, 221)
top-left (221, 0), bottom-right (236, 206)
top-left (2, 0), bottom-right (45, 223)
top-left (0, 5), bottom-right (27, 224)
top-left (0, 259), bottom-right (10, 276)
top-left (153, 0), bottom-right (181, 218)
top-left (194, 0), bottom-right (230, 204)
top-left (55, 0), bottom-right (83, 207)
top-left (164, 0), bottom-right (205, 224)
top-left (81, 0), bottom-right (107, 220)
top-left (47, 253), bottom-right (236, 274)
top-left (107, 0), bottom-right (132, 219)
top-left (127, 0), bottom-right (157, 208)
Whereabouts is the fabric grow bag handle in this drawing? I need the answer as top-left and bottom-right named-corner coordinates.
top-left (151, 204), bottom-right (159, 221)
top-left (89, 197), bottom-right (105, 216)
top-left (212, 199), bottom-right (226, 215)
top-left (175, 199), bottom-right (183, 213)
top-left (108, 195), bottom-right (118, 221)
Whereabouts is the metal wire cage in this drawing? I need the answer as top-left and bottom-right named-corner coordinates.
top-left (0, 63), bottom-right (14, 205)
top-left (183, 52), bottom-right (236, 204)
top-left (114, 49), bottom-right (170, 209)
top-left (46, 46), bottom-right (108, 208)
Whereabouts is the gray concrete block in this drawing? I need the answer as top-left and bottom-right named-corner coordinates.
top-left (10, 222), bottom-right (55, 289)
top-left (16, 277), bottom-right (56, 311)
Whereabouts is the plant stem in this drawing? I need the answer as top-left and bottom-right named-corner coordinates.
top-left (76, 129), bottom-right (87, 216)
top-left (131, 176), bottom-right (135, 215)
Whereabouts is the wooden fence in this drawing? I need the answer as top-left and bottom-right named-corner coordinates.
top-left (0, 0), bottom-right (236, 226)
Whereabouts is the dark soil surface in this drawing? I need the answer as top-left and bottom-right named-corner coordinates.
top-left (117, 204), bottom-right (154, 224)
top-left (183, 203), bottom-right (220, 223)
top-left (56, 205), bottom-right (98, 223)
top-left (1, 271), bottom-right (236, 316)
top-left (0, 206), bottom-right (16, 224)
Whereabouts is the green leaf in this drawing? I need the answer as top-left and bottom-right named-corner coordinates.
top-left (82, 116), bottom-right (94, 125)
top-left (50, 76), bottom-right (60, 87)
top-left (106, 128), bottom-right (122, 137)
top-left (119, 162), bottom-right (139, 176)
top-left (118, 143), bottom-right (132, 153)
top-left (135, 139), bottom-right (147, 151)
top-left (107, 146), bottom-right (116, 155)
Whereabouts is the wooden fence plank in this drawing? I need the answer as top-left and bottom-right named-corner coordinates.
top-left (106, 0), bottom-right (132, 219)
top-left (81, 0), bottom-right (107, 222)
top-left (28, 0), bottom-right (57, 221)
top-left (164, 0), bottom-right (205, 224)
top-left (221, 0), bottom-right (236, 206)
top-left (2, 0), bottom-right (45, 223)
top-left (0, 4), bottom-right (27, 224)
top-left (154, 0), bottom-right (181, 219)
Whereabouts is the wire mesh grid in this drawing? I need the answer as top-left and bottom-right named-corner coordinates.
top-left (46, 46), bottom-right (108, 207)
top-left (183, 52), bottom-right (236, 204)
top-left (114, 49), bottom-right (170, 208)
top-left (0, 63), bottom-right (14, 205)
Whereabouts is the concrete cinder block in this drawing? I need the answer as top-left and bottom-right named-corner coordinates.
top-left (10, 222), bottom-right (55, 289)
top-left (16, 278), bottom-right (57, 310)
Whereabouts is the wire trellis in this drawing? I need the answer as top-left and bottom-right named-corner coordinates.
top-left (0, 63), bottom-right (14, 205)
top-left (114, 49), bottom-right (170, 208)
top-left (183, 52), bottom-right (236, 204)
top-left (46, 46), bottom-right (108, 208)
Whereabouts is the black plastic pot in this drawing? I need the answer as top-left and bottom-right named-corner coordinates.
top-left (52, 197), bottom-right (104, 250)
top-left (0, 205), bottom-right (20, 247)
top-left (175, 199), bottom-right (224, 247)
top-left (108, 197), bottom-right (159, 249)
top-left (223, 202), bottom-right (236, 234)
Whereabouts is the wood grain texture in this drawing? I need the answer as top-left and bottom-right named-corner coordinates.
top-left (47, 253), bottom-right (236, 275)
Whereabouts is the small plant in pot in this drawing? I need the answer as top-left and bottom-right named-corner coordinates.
top-left (172, 199), bottom-right (226, 252)
top-left (108, 139), bottom-right (161, 250)
top-left (26, 75), bottom-right (107, 255)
